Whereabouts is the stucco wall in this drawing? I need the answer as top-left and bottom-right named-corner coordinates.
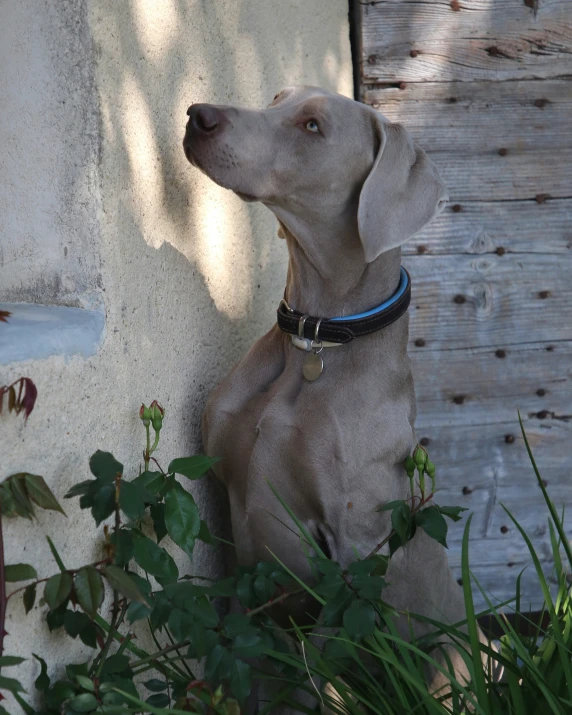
top-left (0, 0), bottom-right (352, 708)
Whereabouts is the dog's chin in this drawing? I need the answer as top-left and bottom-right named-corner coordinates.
top-left (183, 147), bottom-right (259, 202)
top-left (233, 190), bottom-right (258, 203)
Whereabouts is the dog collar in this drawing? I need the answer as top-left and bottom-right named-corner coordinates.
top-left (277, 267), bottom-right (411, 346)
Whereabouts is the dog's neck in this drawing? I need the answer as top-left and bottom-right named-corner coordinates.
top-left (277, 219), bottom-right (402, 319)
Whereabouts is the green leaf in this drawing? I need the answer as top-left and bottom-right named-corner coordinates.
top-left (146, 693), bottom-right (170, 707)
top-left (33, 654), bottom-right (50, 692)
top-left (44, 572), bottom-right (73, 610)
top-left (164, 480), bottom-right (200, 558)
top-left (89, 451), bottom-right (123, 483)
top-left (119, 480), bottom-right (151, 520)
top-left (391, 502), bottom-right (412, 544)
top-left (46, 680), bottom-right (76, 710)
top-left (5, 563), bottom-right (37, 582)
top-left (9, 474), bottom-right (35, 519)
top-left (415, 505), bottom-right (449, 548)
top-left (75, 567), bottom-right (105, 619)
top-left (0, 483), bottom-right (16, 517)
top-left (0, 656), bottom-right (25, 667)
top-left (64, 609), bottom-right (92, 638)
top-left (69, 693), bottom-right (99, 712)
top-left (0, 675), bottom-right (25, 693)
top-left (103, 565), bottom-right (149, 604)
top-left (205, 644), bottom-right (232, 683)
top-left (23, 474), bottom-right (65, 515)
top-left (191, 595), bottom-right (219, 628)
top-left (90, 483), bottom-right (116, 526)
top-left (168, 608), bottom-right (193, 642)
top-left (439, 505), bottom-right (468, 522)
top-left (197, 519), bottom-right (215, 544)
top-left (133, 471), bottom-right (165, 495)
top-left (375, 499), bottom-right (405, 513)
top-left (167, 455), bottom-right (220, 480)
top-left (110, 529), bottom-right (134, 567)
top-left (75, 675), bottom-right (95, 692)
top-left (101, 654), bottom-right (130, 675)
top-left (236, 573), bottom-right (254, 608)
top-left (342, 599), bottom-right (376, 640)
top-left (132, 532), bottom-right (178, 585)
top-left (323, 585), bottom-right (354, 627)
top-left (64, 480), bottom-right (94, 499)
top-left (229, 658), bottom-right (251, 703)
top-left (144, 679), bottom-right (168, 693)
top-left (149, 592), bottom-right (170, 631)
top-left (46, 604), bottom-right (67, 631)
top-left (150, 502), bottom-right (167, 543)
top-left (79, 621), bottom-right (100, 648)
top-left (253, 575), bottom-right (275, 604)
top-left (232, 632), bottom-right (265, 658)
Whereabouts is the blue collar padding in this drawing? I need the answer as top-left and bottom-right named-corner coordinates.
top-left (330, 267), bottom-right (409, 322)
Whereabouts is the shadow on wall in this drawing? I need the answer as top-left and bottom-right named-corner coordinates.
top-left (91, 0), bottom-right (352, 442)
top-left (95, 0), bottom-right (351, 319)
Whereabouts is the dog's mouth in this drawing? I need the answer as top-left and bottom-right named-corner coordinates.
top-left (183, 137), bottom-right (259, 203)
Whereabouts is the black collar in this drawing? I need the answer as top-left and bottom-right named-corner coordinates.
top-left (276, 267), bottom-right (411, 345)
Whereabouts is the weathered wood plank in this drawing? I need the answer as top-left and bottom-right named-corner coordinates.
top-left (360, 0), bottom-right (572, 83)
top-left (410, 341), bottom-right (572, 426)
top-left (402, 200), bottom-right (572, 256)
top-left (414, 420), bottom-right (571, 608)
top-left (404, 254), bottom-right (572, 348)
top-left (426, 149), bottom-right (571, 202)
top-left (363, 80), bottom-right (572, 153)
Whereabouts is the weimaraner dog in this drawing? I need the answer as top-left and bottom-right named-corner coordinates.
top-left (183, 86), bottom-right (472, 707)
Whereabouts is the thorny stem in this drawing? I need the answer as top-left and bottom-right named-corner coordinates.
top-left (94, 602), bottom-right (127, 678)
top-left (144, 425), bottom-right (161, 472)
top-left (0, 512), bottom-right (6, 664)
top-left (94, 480), bottom-right (124, 678)
top-left (148, 622), bottom-right (188, 680)
top-left (129, 640), bottom-right (191, 670)
top-left (166, 627), bottom-right (195, 679)
top-left (246, 589), bottom-right (301, 617)
top-left (144, 423), bottom-right (151, 472)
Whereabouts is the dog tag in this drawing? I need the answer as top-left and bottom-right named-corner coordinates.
top-left (303, 351), bottom-right (323, 381)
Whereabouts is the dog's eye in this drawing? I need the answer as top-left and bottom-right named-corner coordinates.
top-left (305, 119), bottom-right (320, 133)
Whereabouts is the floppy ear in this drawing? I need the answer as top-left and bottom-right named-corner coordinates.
top-left (357, 116), bottom-right (448, 263)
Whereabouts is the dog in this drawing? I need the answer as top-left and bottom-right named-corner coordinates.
top-left (183, 86), bottom-right (472, 708)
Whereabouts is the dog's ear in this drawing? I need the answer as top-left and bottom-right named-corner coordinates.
top-left (358, 116), bottom-right (447, 263)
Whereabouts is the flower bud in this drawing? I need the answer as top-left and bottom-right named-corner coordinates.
top-left (425, 460), bottom-right (436, 477)
top-left (149, 400), bottom-right (165, 431)
top-left (139, 403), bottom-right (151, 426)
top-left (404, 455), bottom-right (416, 478)
top-left (413, 444), bottom-right (428, 471)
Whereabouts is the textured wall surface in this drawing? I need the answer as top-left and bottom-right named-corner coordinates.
top-left (0, 0), bottom-right (352, 707)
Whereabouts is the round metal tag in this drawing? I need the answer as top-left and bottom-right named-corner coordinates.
top-left (303, 352), bottom-right (324, 381)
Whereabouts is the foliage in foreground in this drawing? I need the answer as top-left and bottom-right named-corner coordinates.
top-left (0, 401), bottom-right (570, 714)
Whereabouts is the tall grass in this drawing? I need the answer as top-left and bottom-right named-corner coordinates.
top-left (269, 417), bottom-right (572, 714)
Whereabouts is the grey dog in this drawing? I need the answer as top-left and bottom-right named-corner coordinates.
top-left (183, 86), bottom-right (472, 704)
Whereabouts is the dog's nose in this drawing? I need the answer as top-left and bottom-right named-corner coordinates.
top-left (188, 104), bottom-right (223, 134)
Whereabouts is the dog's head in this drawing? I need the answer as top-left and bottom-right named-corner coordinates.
top-left (183, 86), bottom-right (446, 262)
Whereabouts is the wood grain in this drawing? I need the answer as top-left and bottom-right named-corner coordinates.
top-left (404, 254), bottom-right (572, 348)
top-left (363, 80), bottom-right (572, 153)
top-left (360, 0), bottom-right (572, 83)
top-left (410, 340), bottom-right (572, 426)
top-left (417, 420), bottom-right (570, 608)
top-left (358, 0), bottom-right (572, 609)
top-left (402, 200), bottom-right (572, 256)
